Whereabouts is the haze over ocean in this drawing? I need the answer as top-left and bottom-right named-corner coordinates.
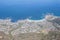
top-left (0, 0), bottom-right (60, 22)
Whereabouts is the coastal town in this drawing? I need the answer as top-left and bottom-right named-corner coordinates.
top-left (0, 15), bottom-right (60, 40)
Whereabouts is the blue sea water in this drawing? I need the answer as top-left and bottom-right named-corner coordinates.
top-left (0, 0), bottom-right (60, 22)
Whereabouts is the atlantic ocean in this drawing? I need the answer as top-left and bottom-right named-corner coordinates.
top-left (0, 0), bottom-right (60, 22)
